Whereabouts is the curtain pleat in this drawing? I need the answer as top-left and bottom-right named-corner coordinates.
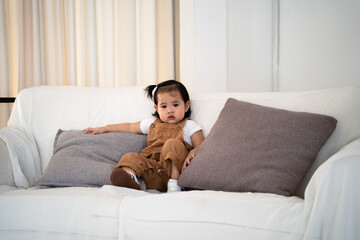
top-left (156, 0), bottom-right (175, 84)
top-left (0, 0), bottom-right (175, 128)
top-left (1, 0), bottom-right (19, 128)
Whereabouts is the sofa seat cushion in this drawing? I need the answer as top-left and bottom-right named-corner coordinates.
top-left (0, 186), bottom-right (148, 240)
top-left (119, 191), bottom-right (307, 240)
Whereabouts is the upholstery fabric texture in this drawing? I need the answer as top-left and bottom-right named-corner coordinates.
top-left (179, 98), bottom-right (337, 196)
top-left (37, 130), bottom-right (147, 187)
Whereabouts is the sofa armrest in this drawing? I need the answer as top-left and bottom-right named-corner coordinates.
top-left (0, 138), bottom-right (16, 187)
top-left (0, 127), bottom-right (41, 188)
top-left (303, 138), bottom-right (360, 239)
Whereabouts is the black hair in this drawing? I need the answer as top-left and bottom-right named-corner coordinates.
top-left (144, 80), bottom-right (192, 119)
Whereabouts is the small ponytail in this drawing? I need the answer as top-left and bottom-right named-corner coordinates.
top-left (144, 84), bottom-right (157, 102)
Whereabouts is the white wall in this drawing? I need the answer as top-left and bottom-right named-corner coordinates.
top-left (279, 0), bottom-right (360, 91)
top-left (179, 0), bottom-right (228, 94)
top-left (227, 0), bottom-right (273, 92)
top-left (179, 0), bottom-right (360, 94)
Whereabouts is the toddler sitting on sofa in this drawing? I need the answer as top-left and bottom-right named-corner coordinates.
top-left (84, 80), bottom-right (204, 192)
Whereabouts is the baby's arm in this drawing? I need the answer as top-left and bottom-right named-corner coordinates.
top-left (182, 130), bottom-right (205, 171)
top-left (84, 122), bottom-right (142, 135)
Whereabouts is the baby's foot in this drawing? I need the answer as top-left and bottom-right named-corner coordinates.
top-left (110, 168), bottom-right (141, 190)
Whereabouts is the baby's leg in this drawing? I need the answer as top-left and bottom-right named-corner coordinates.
top-left (160, 138), bottom-right (189, 180)
top-left (171, 161), bottom-right (180, 179)
top-left (160, 139), bottom-right (189, 192)
top-left (111, 152), bottom-right (148, 190)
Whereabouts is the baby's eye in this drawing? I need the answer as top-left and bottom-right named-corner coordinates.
top-left (173, 103), bottom-right (179, 107)
top-left (161, 105), bottom-right (167, 109)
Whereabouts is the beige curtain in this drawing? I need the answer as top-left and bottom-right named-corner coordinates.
top-left (0, 0), bottom-right (175, 128)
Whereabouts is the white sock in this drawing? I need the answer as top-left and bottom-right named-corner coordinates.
top-left (167, 179), bottom-right (182, 192)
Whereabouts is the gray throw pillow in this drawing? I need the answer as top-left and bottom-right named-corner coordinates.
top-left (178, 98), bottom-right (337, 196)
top-left (37, 129), bottom-right (147, 187)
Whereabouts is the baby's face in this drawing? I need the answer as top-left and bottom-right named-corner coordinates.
top-left (154, 90), bottom-right (190, 124)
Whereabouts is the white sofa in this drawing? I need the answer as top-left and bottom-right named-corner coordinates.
top-left (0, 85), bottom-right (359, 240)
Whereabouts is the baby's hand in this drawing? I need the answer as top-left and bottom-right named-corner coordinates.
top-left (182, 153), bottom-right (195, 172)
top-left (83, 127), bottom-right (105, 135)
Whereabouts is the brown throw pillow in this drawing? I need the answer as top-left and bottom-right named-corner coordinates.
top-left (178, 98), bottom-right (337, 196)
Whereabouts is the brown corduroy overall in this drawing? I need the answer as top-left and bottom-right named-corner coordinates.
top-left (114, 118), bottom-right (192, 192)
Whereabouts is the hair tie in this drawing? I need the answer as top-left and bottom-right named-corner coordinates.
top-left (152, 84), bottom-right (158, 96)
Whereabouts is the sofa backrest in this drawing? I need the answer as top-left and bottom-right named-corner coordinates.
top-left (190, 86), bottom-right (360, 197)
top-left (8, 86), bottom-right (154, 173)
top-left (8, 85), bottom-right (360, 197)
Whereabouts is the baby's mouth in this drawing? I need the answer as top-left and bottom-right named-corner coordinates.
top-left (168, 116), bottom-right (175, 120)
